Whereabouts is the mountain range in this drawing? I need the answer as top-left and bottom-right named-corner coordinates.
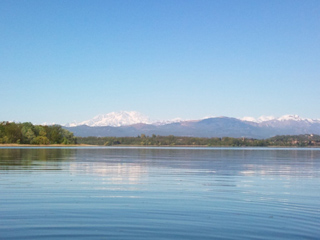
top-left (63, 111), bottom-right (320, 139)
top-left (66, 111), bottom-right (152, 127)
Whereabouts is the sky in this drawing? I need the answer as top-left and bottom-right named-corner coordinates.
top-left (1, 0), bottom-right (319, 124)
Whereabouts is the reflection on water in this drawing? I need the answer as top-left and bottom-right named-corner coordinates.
top-left (69, 162), bottom-right (147, 185)
top-left (0, 147), bottom-right (320, 240)
top-left (0, 148), bottom-right (76, 171)
top-left (1, 147), bottom-right (319, 178)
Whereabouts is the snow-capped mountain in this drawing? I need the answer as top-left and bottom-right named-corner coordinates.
top-left (257, 116), bottom-right (276, 122)
top-left (66, 112), bottom-right (320, 127)
top-left (277, 114), bottom-right (317, 123)
top-left (64, 113), bottom-right (320, 139)
top-left (241, 115), bottom-right (318, 123)
top-left (153, 118), bottom-right (184, 126)
top-left (69, 111), bottom-right (152, 127)
top-left (65, 111), bottom-right (187, 127)
top-left (241, 115), bottom-right (279, 123)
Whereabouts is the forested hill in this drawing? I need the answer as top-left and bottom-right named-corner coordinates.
top-left (0, 122), bottom-right (76, 145)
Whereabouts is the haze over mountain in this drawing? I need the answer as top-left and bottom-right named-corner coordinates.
top-left (63, 111), bottom-right (320, 139)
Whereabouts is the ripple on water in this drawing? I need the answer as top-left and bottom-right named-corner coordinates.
top-left (0, 147), bottom-right (320, 239)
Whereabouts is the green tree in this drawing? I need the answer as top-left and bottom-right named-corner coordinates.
top-left (21, 123), bottom-right (36, 144)
top-left (31, 136), bottom-right (50, 145)
top-left (4, 122), bottom-right (22, 143)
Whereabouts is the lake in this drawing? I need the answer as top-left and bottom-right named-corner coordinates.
top-left (0, 147), bottom-right (319, 239)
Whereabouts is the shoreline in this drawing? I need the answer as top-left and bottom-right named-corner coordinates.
top-left (0, 144), bottom-right (94, 147)
top-left (0, 144), bottom-right (319, 148)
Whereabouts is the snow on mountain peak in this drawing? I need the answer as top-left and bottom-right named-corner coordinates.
top-left (276, 114), bottom-right (317, 123)
top-left (153, 118), bottom-right (184, 125)
top-left (277, 114), bottom-right (302, 121)
top-left (241, 114), bottom-right (316, 123)
top-left (240, 116), bottom-right (276, 123)
top-left (76, 111), bottom-right (152, 127)
top-left (241, 117), bottom-right (257, 122)
top-left (257, 116), bottom-right (276, 122)
top-left (65, 112), bottom-right (320, 127)
top-left (240, 115), bottom-right (313, 123)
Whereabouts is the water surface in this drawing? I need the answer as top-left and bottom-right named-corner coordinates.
top-left (1, 147), bottom-right (319, 239)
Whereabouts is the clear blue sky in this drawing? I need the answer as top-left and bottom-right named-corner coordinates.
top-left (1, 0), bottom-right (319, 124)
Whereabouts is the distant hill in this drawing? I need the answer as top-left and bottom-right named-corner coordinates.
top-left (64, 115), bottom-right (320, 139)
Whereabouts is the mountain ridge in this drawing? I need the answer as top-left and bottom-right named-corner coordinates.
top-left (65, 111), bottom-right (320, 128)
top-left (64, 114), bottom-right (320, 139)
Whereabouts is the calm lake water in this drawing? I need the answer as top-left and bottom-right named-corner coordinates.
top-left (0, 147), bottom-right (319, 239)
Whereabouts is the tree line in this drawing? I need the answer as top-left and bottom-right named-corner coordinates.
top-left (0, 122), bottom-right (76, 145)
top-left (77, 134), bottom-right (320, 147)
top-left (1, 122), bottom-right (319, 147)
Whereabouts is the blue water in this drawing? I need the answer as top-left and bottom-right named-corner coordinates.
top-left (0, 147), bottom-right (319, 239)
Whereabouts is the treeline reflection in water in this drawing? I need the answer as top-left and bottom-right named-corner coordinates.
top-left (1, 147), bottom-right (319, 178)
